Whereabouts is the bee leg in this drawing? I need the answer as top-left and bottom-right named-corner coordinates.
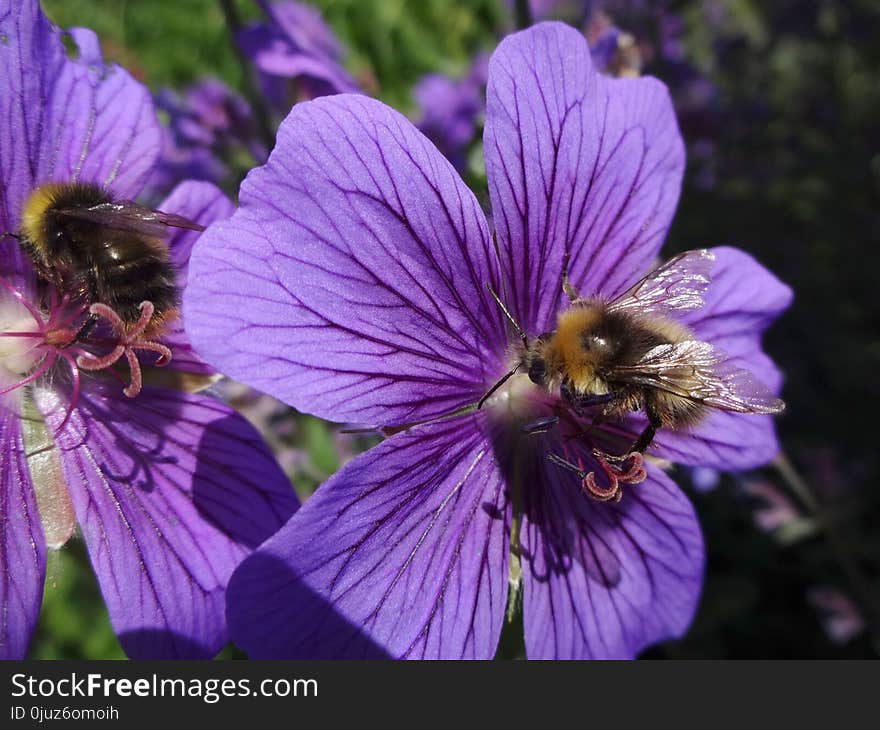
top-left (592, 406), bottom-right (662, 465)
top-left (71, 314), bottom-right (99, 342)
top-left (628, 405), bottom-right (663, 455)
top-left (561, 251), bottom-right (580, 303)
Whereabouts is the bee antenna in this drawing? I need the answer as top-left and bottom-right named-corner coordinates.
top-left (477, 363), bottom-right (520, 409)
top-left (485, 282), bottom-right (527, 348)
top-left (0, 231), bottom-right (22, 241)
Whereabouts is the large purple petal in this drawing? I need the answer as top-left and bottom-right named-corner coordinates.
top-left (0, 407), bottom-right (45, 659)
top-left (185, 94), bottom-right (507, 426)
top-left (33, 383), bottom-right (298, 659)
top-left (520, 434), bottom-right (704, 659)
top-left (157, 181), bottom-right (235, 375)
top-left (227, 413), bottom-right (508, 659)
top-left (651, 247), bottom-right (792, 469)
top-left (0, 1), bottom-right (160, 285)
top-left (484, 22), bottom-right (685, 334)
top-left (682, 246), bottom-right (792, 379)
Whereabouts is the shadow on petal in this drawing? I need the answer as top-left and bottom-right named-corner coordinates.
top-left (117, 627), bottom-right (222, 661)
top-left (192, 412), bottom-right (299, 552)
top-left (227, 552), bottom-right (392, 660)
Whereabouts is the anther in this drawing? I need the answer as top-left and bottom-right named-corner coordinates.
top-left (75, 301), bottom-right (172, 398)
top-left (547, 450), bottom-right (646, 503)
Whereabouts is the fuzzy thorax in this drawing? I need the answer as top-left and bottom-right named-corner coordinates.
top-left (537, 303), bottom-right (610, 394)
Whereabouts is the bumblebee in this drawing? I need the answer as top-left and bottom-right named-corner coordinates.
top-left (483, 249), bottom-right (784, 465)
top-left (17, 181), bottom-right (203, 337)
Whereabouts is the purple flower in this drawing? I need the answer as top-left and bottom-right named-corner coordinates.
top-left (184, 23), bottom-right (790, 659)
top-left (806, 587), bottom-right (867, 645)
top-left (161, 79), bottom-right (267, 161)
top-left (740, 478), bottom-right (801, 535)
top-left (689, 466), bottom-right (720, 492)
top-left (140, 126), bottom-right (230, 206)
top-left (143, 79), bottom-right (268, 203)
top-left (413, 54), bottom-right (489, 173)
top-left (237, 0), bottom-right (358, 113)
top-left (0, 1), bottom-right (297, 659)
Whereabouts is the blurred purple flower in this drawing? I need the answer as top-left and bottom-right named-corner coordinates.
top-left (413, 53), bottom-right (488, 173)
top-left (806, 587), bottom-right (867, 645)
top-left (690, 466), bottom-right (721, 493)
top-left (185, 23), bottom-right (790, 659)
top-left (237, 0), bottom-right (358, 114)
top-left (0, 1), bottom-right (297, 659)
top-left (143, 79), bottom-right (268, 203)
top-left (141, 127), bottom-right (229, 206)
top-left (164, 79), bottom-right (267, 159)
top-left (741, 478), bottom-right (801, 533)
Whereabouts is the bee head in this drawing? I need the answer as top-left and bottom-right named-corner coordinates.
top-left (522, 333), bottom-right (554, 388)
top-left (527, 354), bottom-right (547, 386)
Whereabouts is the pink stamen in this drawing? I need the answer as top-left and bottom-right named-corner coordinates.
top-left (547, 448), bottom-right (647, 503)
top-left (1, 280), bottom-right (173, 414)
top-left (77, 344), bottom-right (126, 371)
top-left (0, 354), bottom-right (51, 396)
top-left (122, 348), bottom-right (143, 398)
top-left (75, 301), bottom-right (172, 398)
top-left (583, 451), bottom-right (647, 503)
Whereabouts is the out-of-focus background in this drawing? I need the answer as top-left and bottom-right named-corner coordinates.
top-left (33, 0), bottom-right (879, 659)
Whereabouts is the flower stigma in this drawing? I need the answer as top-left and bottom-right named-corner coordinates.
top-left (480, 369), bottom-right (647, 502)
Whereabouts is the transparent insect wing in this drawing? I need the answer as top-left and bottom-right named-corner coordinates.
top-left (704, 358), bottom-right (786, 414)
top-left (607, 249), bottom-right (715, 317)
top-left (612, 340), bottom-right (785, 414)
top-left (56, 200), bottom-right (205, 239)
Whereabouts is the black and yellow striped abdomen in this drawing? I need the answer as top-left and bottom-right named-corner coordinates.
top-left (18, 182), bottom-right (178, 334)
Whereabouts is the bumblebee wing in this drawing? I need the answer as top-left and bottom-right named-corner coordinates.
top-left (606, 249), bottom-right (714, 317)
top-left (611, 340), bottom-right (785, 414)
top-left (55, 200), bottom-right (205, 239)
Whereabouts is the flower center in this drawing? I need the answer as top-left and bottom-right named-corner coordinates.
top-left (481, 371), bottom-right (550, 422)
top-left (0, 274), bottom-right (173, 418)
top-left (0, 302), bottom-right (45, 380)
top-left (481, 370), bottom-right (647, 502)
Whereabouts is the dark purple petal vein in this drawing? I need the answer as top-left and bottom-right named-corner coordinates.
top-left (227, 413), bottom-right (508, 659)
top-left (185, 94), bottom-right (508, 426)
top-left (0, 407), bottom-right (45, 659)
top-left (33, 382), bottom-right (298, 659)
top-left (484, 22), bottom-right (685, 334)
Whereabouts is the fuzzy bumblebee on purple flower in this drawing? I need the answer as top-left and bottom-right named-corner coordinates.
top-left (0, 0), bottom-right (297, 660)
top-left (185, 21), bottom-right (791, 659)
